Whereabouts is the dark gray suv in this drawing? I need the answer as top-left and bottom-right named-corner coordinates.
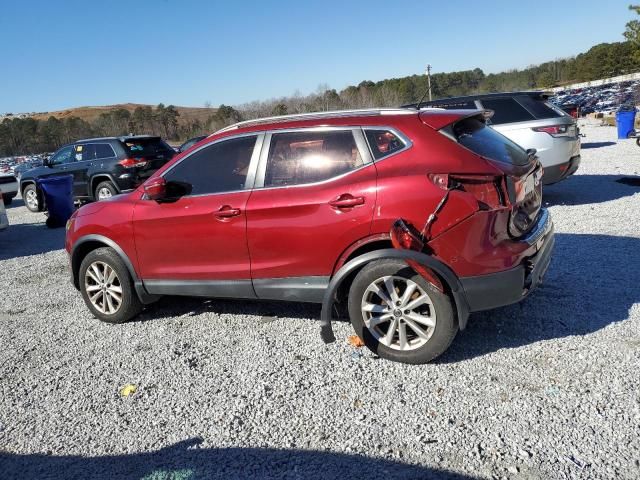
top-left (20, 136), bottom-right (175, 212)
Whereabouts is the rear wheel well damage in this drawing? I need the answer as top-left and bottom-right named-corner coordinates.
top-left (319, 249), bottom-right (470, 343)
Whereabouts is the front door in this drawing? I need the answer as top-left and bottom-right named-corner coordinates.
top-left (133, 134), bottom-right (262, 298)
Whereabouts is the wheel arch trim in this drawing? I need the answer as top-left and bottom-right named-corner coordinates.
top-left (90, 174), bottom-right (121, 198)
top-left (319, 249), bottom-right (470, 343)
top-left (71, 234), bottom-right (157, 304)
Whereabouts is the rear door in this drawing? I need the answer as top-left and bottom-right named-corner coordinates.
top-left (246, 127), bottom-right (376, 298)
top-left (69, 144), bottom-right (95, 197)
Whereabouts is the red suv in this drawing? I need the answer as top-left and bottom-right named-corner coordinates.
top-left (65, 108), bottom-right (554, 364)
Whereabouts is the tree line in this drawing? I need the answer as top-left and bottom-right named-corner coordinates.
top-left (2, 38), bottom-right (640, 156)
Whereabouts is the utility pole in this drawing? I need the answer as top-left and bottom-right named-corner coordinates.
top-left (426, 64), bottom-right (432, 102)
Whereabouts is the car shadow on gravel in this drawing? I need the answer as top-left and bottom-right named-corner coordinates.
top-left (543, 174), bottom-right (640, 206)
top-left (580, 141), bottom-right (616, 149)
top-left (139, 295), bottom-right (324, 324)
top-left (0, 437), bottom-right (477, 480)
top-left (0, 222), bottom-right (65, 260)
top-left (438, 232), bottom-right (640, 363)
top-left (4, 198), bottom-right (25, 209)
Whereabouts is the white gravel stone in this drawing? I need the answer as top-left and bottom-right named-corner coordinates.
top-left (0, 121), bottom-right (638, 479)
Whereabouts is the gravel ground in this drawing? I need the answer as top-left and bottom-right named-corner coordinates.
top-left (1, 122), bottom-right (639, 479)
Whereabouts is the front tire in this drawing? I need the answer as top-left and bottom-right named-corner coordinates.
top-left (79, 247), bottom-right (142, 324)
top-left (23, 184), bottom-right (41, 212)
top-left (94, 181), bottom-right (118, 201)
top-left (348, 259), bottom-right (458, 364)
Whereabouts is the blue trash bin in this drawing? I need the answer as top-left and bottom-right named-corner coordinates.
top-left (37, 175), bottom-right (74, 228)
top-left (616, 110), bottom-right (636, 139)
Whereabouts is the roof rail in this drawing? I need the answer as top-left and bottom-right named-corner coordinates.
top-left (212, 108), bottom-right (416, 135)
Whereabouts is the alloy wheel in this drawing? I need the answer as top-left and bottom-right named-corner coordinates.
top-left (361, 275), bottom-right (436, 351)
top-left (25, 189), bottom-right (38, 210)
top-left (84, 261), bottom-right (123, 315)
top-left (97, 187), bottom-right (113, 200)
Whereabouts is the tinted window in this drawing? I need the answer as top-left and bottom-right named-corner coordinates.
top-left (49, 146), bottom-right (74, 165)
top-left (94, 143), bottom-right (116, 159)
top-left (75, 144), bottom-right (95, 162)
top-left (480, 97), bottom-right (534, 124)
top-left (365, 129), bottom-right (407, 160)
top-left (265, 130), bottom-right (363, 187)
top-left (165, 135), bottom-right (257, 195)
top-left (123, 138), bottom-right (174, 159)
top-left (516, 95), bottom-right (567, 119)
top-left (453, 117), bottom-right (529, 166)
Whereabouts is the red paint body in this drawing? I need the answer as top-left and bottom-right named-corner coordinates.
top-left (66, 110), bottom-right (543, 290)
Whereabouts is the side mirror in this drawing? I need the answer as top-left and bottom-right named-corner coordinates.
top-left (144, 177), bottom-right (192, 202)
top-left (144, 177), bottom-right (167, 201)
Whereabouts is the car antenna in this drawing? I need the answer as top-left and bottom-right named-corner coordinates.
top-left (414, 64), bottom-right (433, 110)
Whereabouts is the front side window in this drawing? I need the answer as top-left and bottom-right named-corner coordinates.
top-left (164, 135), bottom-right (257, 195)
top-left (364, 129), bottom-right (407, 160)
top-left (49, 146), bottom-right (74, 166)
top-left (264, 130), bottom-right (363, 187)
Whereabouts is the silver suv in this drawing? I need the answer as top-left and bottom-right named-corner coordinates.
top-left (413, 92), bottom-right (580, 184)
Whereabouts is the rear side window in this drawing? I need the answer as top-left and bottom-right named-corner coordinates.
top-left (453, 117), bottom-right (529, 166)
top-left (123, 138), bottom-right (174, 158)
top-left (75, 144), bottom-right (94, 161)
top-left (516, 95), bottom-right (568, 119)
top-left (94, 143), bottom-right (116, 159)
top-left (480, 97), bottom-right (534, 124)
top-left (265, 130), bottom-right (363, 187)
top-left (364, 129), bottom-right (407, 160)
top-left (165, 135), bottom-right (257, 195)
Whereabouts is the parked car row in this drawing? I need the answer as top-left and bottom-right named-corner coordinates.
top-left (65, 107), bottom-right (553, 364)
top-left (552, 80), bottom-right (640, 115)
top-left (405, 91), bottom-right (581, 184)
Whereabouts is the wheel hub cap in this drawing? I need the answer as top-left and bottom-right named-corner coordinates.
top-left (361, 275), bottom-right (437, 351)
top-left (84, 261), bottom-right (123, 315)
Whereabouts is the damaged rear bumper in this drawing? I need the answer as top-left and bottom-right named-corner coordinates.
top-left (459, 209), bottom-right (555, 312)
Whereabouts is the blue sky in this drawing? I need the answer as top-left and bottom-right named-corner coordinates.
top-left (0, 0), bottom-right (634, 113)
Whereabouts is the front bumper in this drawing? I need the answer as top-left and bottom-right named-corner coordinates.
top-left (542, 155), bottom-right (580, 185)
top-left (459, 209), bottom-right (555, 312)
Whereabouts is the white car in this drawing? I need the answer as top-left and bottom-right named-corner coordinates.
top-left (417, 92), bottom-right (581, 184)
top-left (0, 192), bottom-right (8, 231)
top-left (0, 174), bottom-right (18, 205)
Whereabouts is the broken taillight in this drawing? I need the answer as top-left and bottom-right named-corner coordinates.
top-left (390, 219), bottom-right (424, 251)
top-left (428, 173), bottom-right (505, 209)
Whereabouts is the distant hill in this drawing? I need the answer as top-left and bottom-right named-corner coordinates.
top-left (29, 103), bottom-right (216, 125)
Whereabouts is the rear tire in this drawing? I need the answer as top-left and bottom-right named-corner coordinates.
top-left (79, 247), bottom-right (143, 324)
top-left (348, 259), bottom-right (458, 364)
top-left (23, 184), bottom-right (41, 212)
top-left (94, 181), bottom-right (118, 201)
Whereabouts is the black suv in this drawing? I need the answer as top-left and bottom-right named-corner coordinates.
top-left (20, 136), bottom-right (175, 212)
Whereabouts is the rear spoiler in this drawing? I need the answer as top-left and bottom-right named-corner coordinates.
top-left (418, 109), bottom-right (494, 130)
